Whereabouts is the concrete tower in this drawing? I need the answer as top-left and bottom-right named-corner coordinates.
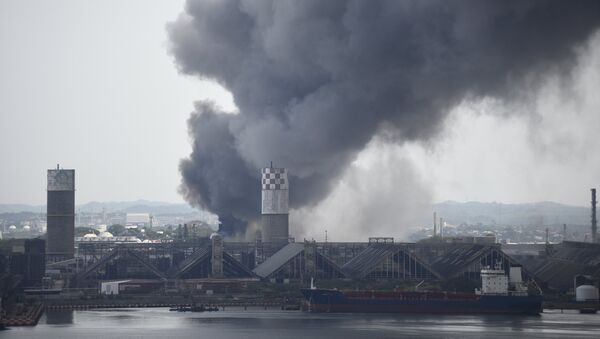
top-left (47, 165), bottom-right (75, 261)
top-left (261, 164), bottom-right (289, 244)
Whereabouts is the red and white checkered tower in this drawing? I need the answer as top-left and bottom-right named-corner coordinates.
top-left (261, 163), bottom-right (289, 244)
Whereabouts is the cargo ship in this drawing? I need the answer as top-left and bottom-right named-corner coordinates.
top-left (301, 265), bottom-right (542, 315)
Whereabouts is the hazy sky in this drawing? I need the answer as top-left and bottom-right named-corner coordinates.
top-left (0, 1), bottom-right (233, 205)
top-left (1, 0), bottom-right (599, 214)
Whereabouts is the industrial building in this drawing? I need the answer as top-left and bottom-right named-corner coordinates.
top-left (46, 166), bottom-right (75, 261)
top-left (75, 234), bottom-right (254, 285)
top-left (35, 167), bottom-right (600, 298)
top-left (261, 164), bottom-right (289, 245)
top-left (68, 226), bottom-right (600, 295)
top-left (514, 241), bottom-right (600, 291)
top-left (126, 213), bottom-right (152, 228)
top-left (71, 235), bottom-right (542, 291)
top-left (0, 238), bottom-right (46, 287)
top-left (100, 279), bottom-right (164, 295)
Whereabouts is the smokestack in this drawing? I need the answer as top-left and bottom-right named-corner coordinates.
top-left (592, 188), bottom-right (597, 243)
top-left (261, 165), bottom-right (289, 244)
top-left (47, 167), bottom-right (75, 262)
top-left (440, 217), bottom-right (444, 238)
top-left (433, 212), bottom-right (437, 237)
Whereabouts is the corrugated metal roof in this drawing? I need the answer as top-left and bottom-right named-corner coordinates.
top-left (223, 252), bottom-right (255, 277)
top-left (172, 246), bottom-right (211, 278)
top-left (342, 244), bottom-right (398, 278)
top-left (340, 244), bottom-right (442, 279)
top-left (429, 244), bottom-right (491, 278)
top-left (522, 241), bottom-right (600, 290)
top-left (253, 242), bottom-right (304, 278)
top-left (534, 259), bottom-right (600, 290)
top-left (551, 241), bottom-right (600, 266)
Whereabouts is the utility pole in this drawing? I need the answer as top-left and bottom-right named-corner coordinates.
top-left (433, 212), bottom-right (437, 237)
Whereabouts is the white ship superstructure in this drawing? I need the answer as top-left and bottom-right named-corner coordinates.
top-left (476, 263), bottom-right (529, 296)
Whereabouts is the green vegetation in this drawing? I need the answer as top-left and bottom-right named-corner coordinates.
top-left (108, 224), bottom-right (126, 236)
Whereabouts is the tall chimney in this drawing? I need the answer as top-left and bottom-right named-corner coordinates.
top-left (433, 212), bottom-right (437, 237)
top-left (592, 188), bottom-right (597, 243)
top-left (261, 164), bottom-right (289, 245)
top-left (440, 217), bottom-right (444, 238)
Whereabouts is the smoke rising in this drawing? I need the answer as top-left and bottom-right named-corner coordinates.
top-left (291, 138), bottom-right (432, 241)
top-left (169, 0), bottom-right (600, 235)
top-left (404, 31), bottom-right (600, 207)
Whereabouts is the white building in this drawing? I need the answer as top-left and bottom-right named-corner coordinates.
top-left (126, 213), bottom-right (151, 228)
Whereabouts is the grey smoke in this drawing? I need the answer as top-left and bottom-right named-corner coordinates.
top-left (168, 0), bottom-right (600, 235)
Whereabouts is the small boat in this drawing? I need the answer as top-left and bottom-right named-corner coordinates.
top-left (169, 304), bottom-right (219, 312)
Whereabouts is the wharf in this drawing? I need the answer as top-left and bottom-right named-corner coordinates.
top-left (1, 303), bottom-right (44, 327)
top-left (44, 297), bottom-right (302, 311)
top-left (544, 302), bottom-right (600, 313)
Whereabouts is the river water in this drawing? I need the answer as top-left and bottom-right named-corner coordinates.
top-left (2, 308), bottom-right (599, 338)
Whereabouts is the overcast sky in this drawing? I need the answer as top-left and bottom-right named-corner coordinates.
top-left (1, 0), bottom-right (599, 212)
top-left (0, 1), bottom-right (233, 205)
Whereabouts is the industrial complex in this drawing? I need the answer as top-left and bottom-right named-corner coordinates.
top-left (1, 165), bottom-right (599, 325)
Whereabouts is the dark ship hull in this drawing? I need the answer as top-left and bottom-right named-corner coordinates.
top-left (301, 289), bottom-right (542, 315)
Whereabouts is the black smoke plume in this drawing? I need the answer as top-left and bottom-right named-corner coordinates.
top-left (168, 0), bottom-right (600, 235)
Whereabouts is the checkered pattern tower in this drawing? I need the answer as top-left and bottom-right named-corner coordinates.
top-left (261, 164), bottom-right (289, 244)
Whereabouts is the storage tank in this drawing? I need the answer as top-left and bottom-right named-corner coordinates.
top-left (575, 285), bottom-right (599, 302)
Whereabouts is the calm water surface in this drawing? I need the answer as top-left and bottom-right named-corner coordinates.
top-left (2, 308), bottom-right (600, 338)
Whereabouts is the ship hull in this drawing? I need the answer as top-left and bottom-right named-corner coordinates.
top-left (301, 289), bottom-right (543, 315)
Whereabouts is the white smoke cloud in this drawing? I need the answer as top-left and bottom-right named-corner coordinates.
top-left (291, 138), bottom-right (432, 242)
top-left (412, 31), bottom-right (600, 206)
top-left (291, 31), bottom-right (600, 241)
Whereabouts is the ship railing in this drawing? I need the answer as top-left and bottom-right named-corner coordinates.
top-left (478, 292), bottom-right (510, 296)
top-left (509, 291), bottom-right (529, 296)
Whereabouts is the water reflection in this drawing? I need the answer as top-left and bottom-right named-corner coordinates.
top-left (45, 309), bottom-right (74, 325)
top-left (10, 308), bottom-right (600, 339)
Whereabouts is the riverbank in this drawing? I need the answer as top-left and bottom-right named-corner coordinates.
top-left (543, 301), bottom-right (600, 313)
top-left (0, 302), bottom-right (44, 327)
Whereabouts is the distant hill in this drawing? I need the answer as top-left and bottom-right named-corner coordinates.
top-left (77, 200), bottom-right (196, 214)
top-left (1, 200), bottom-right (591, 226)
top-left (0, 204), bottom-right (45, 213)
top-left (433, 201), bottom-right (590, 226)
top-left (116, 203), bottom-right (196, 215)
top-left (0, 200), bottom-right (197, 215)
